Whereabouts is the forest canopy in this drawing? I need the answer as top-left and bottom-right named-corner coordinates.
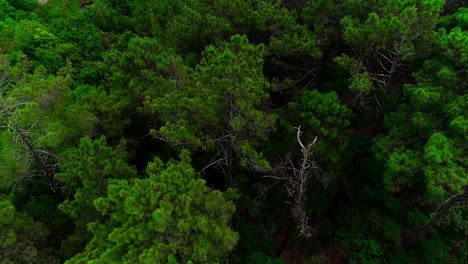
top-left (0, 0), bottom-right (466, 263)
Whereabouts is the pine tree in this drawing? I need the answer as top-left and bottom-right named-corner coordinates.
top-left (67, 151), bottom-right (238, 263)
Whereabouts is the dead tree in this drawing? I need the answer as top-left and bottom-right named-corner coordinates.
top-left (0, 99), bottom-right (64, 201)
top-left (266, 125), bottom-right (321, 238)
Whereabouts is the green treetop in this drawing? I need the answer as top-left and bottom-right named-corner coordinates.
top-left (67, 151), bottom-right (238, 264)
top-left (151, 35), bottom-right (276, 186)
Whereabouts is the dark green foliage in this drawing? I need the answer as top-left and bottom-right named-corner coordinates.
top-left (0, 195), bottom-right (59, 264)
top-left (242, 251), bottom-right (285, 264)
top-left (0, 1), bottom-right (466, 263)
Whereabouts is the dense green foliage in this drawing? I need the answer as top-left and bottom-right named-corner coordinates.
top-left (0, 0), bottom-right (466, 263)
top-left (67, 151), bottom-right (238, 263)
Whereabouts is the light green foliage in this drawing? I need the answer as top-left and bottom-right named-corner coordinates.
top-left (447, 95), bottom-right (468, 139)
top-left (435, 26), bottom-right (468, 66)
top-left (283, 88), bottom-right (351, 176)
top-left (406, 85), bottom-right (445, 111)
top-left (10, 19), bottom-right (65, 72)
top-left (289, 90), bottom-right (351, 138)
top-left (153, 35), bottom-right (275, 171)
top-left (67, 151), bottom-right (238, 263)
top-left (335, 0), bottom-right (445, 107)
top-left (373, 65), bottom-right (466, 201)
top-left (452, 8), bottom-right (468, 29)
top-left (109, 35), bottom-right (186, 100)
top-left (371, 6), bottom-right (467, 201)
top-left (1, 61), bottom-right (96, 192)
top-left (57, 136), bottom-right (136, 257)
top-left (8, 68), bottom-right (97, 149)
top-left (383, 150), bottom-right (420, 192)
top-left (130, 0), bottom-right (183, 37)
top-left (132, 0), bottom-right (320, 57)
top-left (100, 34), bottom-right (179, 137)
top-left (423, 133), bottom-right (467, 199)
top-left (0, 130), bottom-right (28, 190)
top-left (333, 54), bottom-right (373, 94)
top-left (373, 113), bottom-right (466, 201)
top-left (57, 136), bottom-right (136, 219)
top-left (340, 0), bottom-right (444, 57)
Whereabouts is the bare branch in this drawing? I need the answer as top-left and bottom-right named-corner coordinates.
top-left (263, 175), bottom-right (288, 180)
top-left (201, 157), bottom-right (227, 173)
top-left (263, 125), bottom-right (323, 238)
top-left (295, 125), bottom-right (305, 149)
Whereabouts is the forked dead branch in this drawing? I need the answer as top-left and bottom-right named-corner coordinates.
top-left (265, 125), bottom-right (323, 237)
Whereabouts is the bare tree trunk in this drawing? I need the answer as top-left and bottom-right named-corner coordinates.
top-left (1, 100), bottom-right (64, 201)
top-left (225, 90), bottom-right (235, 188)
top-left (265, 126), bottom-right (320, 238)
top-left (290, 127), bottom-right (319, 237)
top-left (403, 185), bottom-right (468, 248)
top-left (12, 124), bottom-right (64, 202)
top-left (226, 140), bottom-right (233, 188)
